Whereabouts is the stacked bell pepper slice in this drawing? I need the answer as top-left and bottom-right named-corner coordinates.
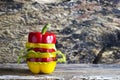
top-left (18, 24), bottom-right (66, 74)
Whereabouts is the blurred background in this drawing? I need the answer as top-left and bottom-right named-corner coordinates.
top-left (0, 0), bottom-right (120, 64)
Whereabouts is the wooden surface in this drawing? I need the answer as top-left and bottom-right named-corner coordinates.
top-left (0, 64), bottom-right (120, 80)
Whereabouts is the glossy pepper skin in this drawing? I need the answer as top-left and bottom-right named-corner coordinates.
top-left (33, 48), bottom-right (56, 52)
top-left (28, 32), bottom-right (56, 44)
top-left (41, 32), bottom-right (56, 44)
top-left (28, 32), bottom-right (56, 52)
top-left (26, 50), bottom-right (65, 74)
top-left (26, 50), bottom-right (57, 74)
top-left (28, 32), bottom-right (42, 43)
top-left (18, 24), bottom-right (66, 74)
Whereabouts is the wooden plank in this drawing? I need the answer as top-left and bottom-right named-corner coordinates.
top-left (0, 64), bottom-right (120, 80)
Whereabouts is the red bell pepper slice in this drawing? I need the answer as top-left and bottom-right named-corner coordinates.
top-left (28, 24), bottom-right (56, 44)
top-left (41, 32), bottom-right (56, 44)
top-left (27, 57), bottom-right (57, 62)
top-left (28, 32), bottom-right (42, 43)
top-left (33, 48), bottom-right (56, 52)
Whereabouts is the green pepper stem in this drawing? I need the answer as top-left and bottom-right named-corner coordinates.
top-left (42, 23), bottom-right (51, 35)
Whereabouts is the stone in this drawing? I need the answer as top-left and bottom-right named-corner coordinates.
top-left (31, 0), bottom-right (66, 4)
top-left (0, 0), bottom-right (120, 64)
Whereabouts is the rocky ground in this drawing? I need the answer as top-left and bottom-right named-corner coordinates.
top-left (0, 0), bottom-right (120, 64)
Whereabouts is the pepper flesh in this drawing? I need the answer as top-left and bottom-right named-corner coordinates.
top-left (26, 50), bottom-right (57, 74)
top-left (41, 32), bottom-right (56, 44)
top-left (27, 31), bottom-right (56, 52)
top-left (33, 48), bottom-right (56, 52)
top-left (18, 24), bottom-right (66, 74)
top-left (26, 42), bottom-right (56, 50)
top-left (27, 61), bottom-right (56, 74)
top-left (28, 32), bottom-right (56, 44)
top-left (28, 32), bottom-right (42, 43)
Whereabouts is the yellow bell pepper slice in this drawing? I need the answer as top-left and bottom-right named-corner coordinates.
top-left (26, 50), bottom-right (56, 58)
top-left (27, 61), bottom-right (56, 74)
top-left (26, 50), bottom-right (57, 74)
top-left (26, 42), bottom-right (56, 49)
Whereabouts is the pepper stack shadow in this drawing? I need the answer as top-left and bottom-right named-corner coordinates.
top-left (25, 24), bottom-right (58, 74)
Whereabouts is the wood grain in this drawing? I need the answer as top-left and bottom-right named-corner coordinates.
top-left (0, 64), bottom-right (120, 80)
